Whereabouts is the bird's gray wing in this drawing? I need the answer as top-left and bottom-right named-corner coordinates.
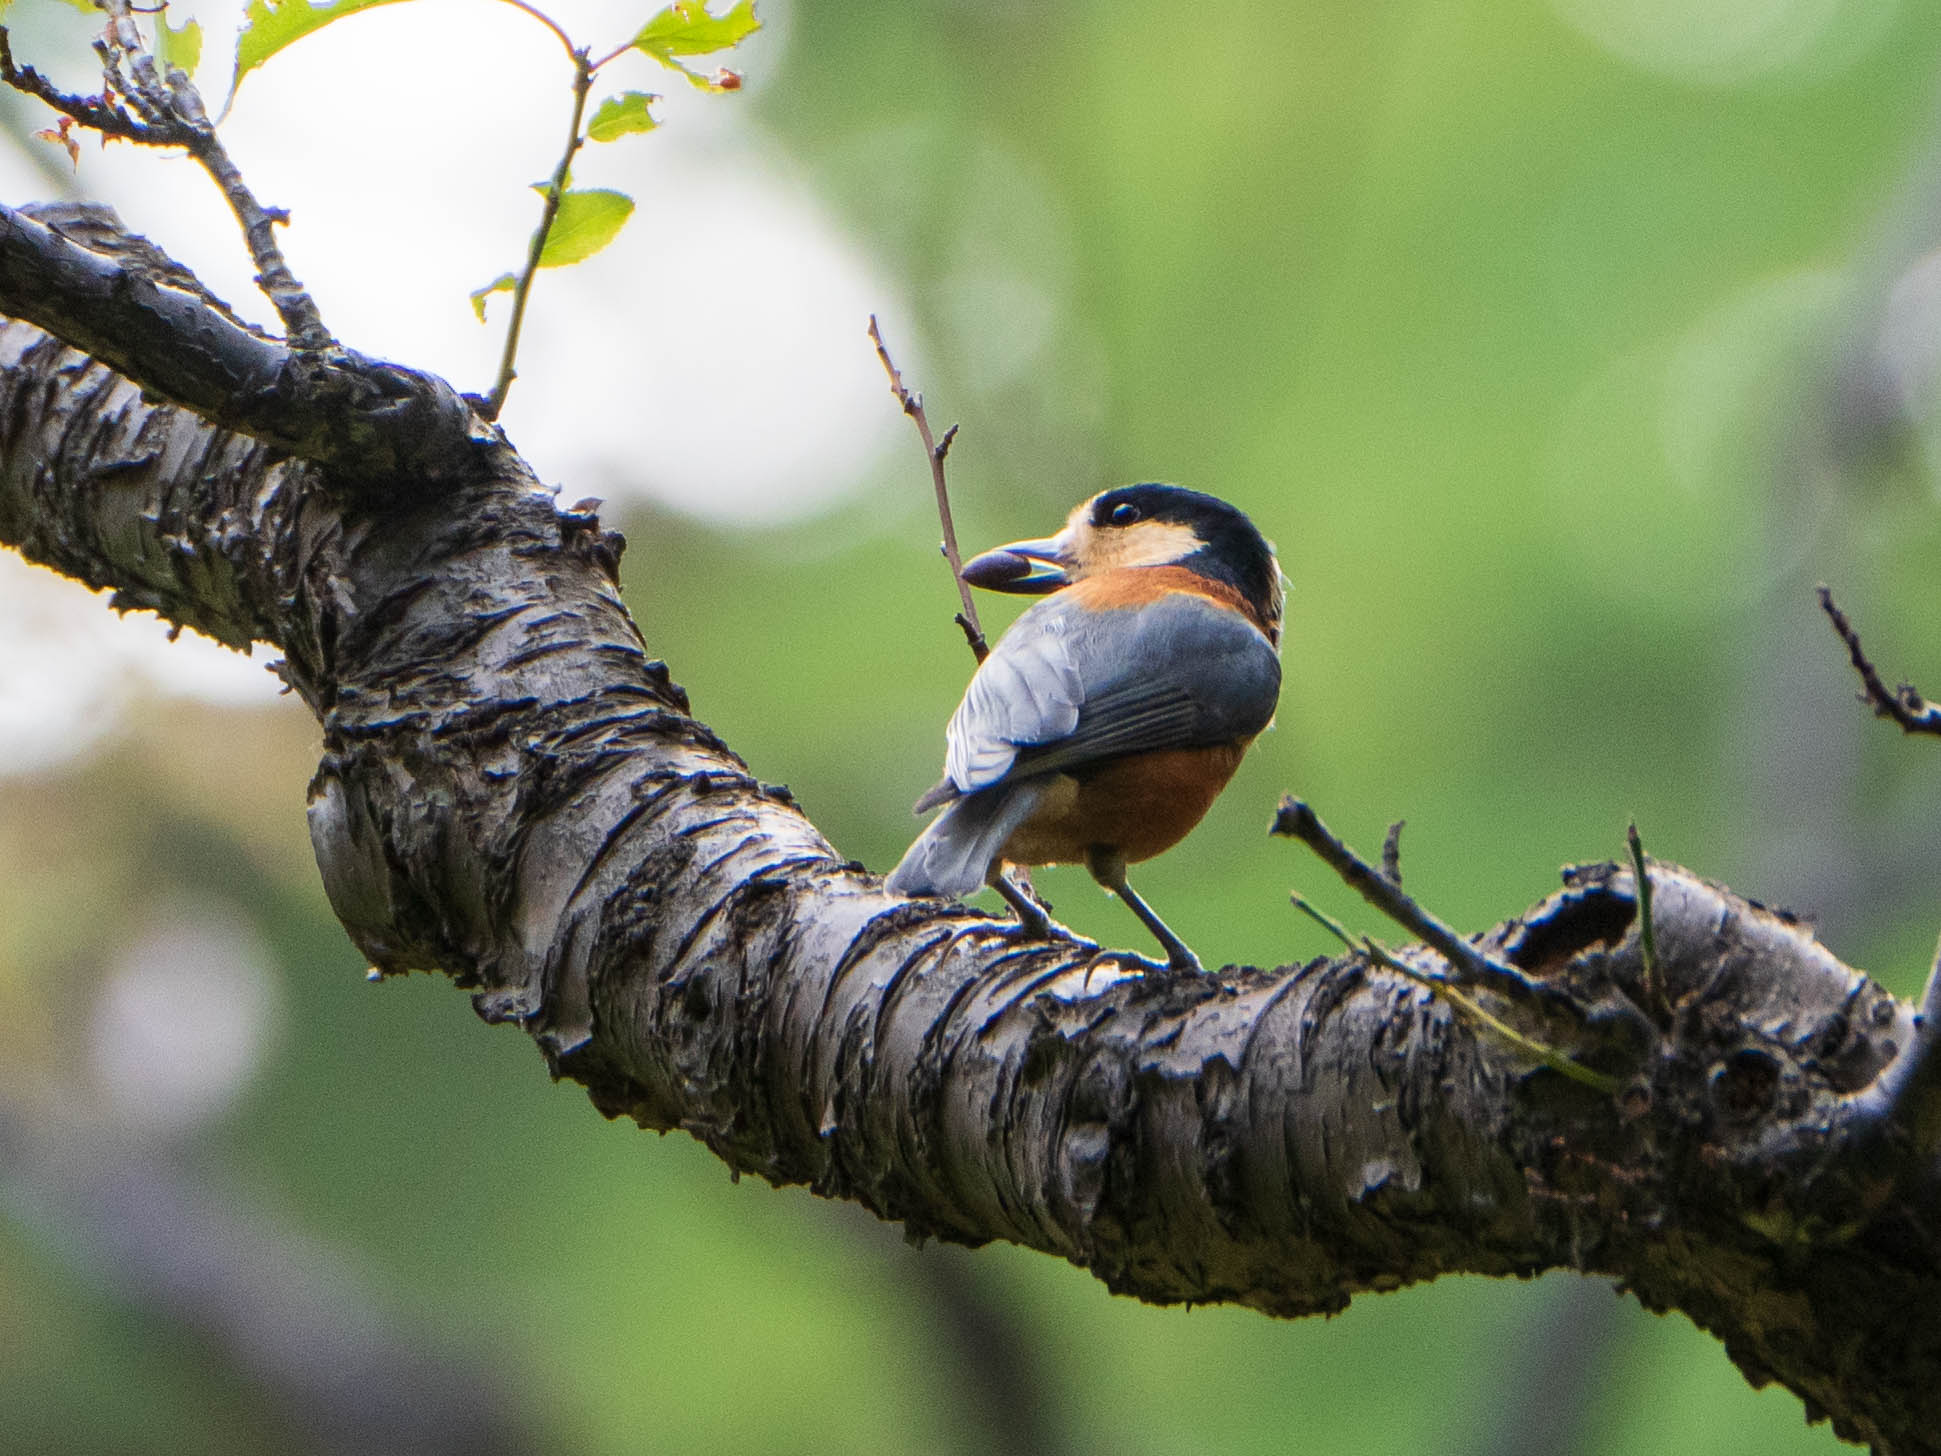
top-left (941, 596), bottom-right (1087, 793)
top-left (940, 590), bottom-right (1280, 794)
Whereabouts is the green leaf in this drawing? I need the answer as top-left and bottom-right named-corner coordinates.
top-left (631, 1), bottom-right (759, 88)
top-left (469, 274), bottom-right (517, 322)
top-left (157, 11), bottom-right (204, 79)
top-left (233, 0), bottom-right (414, 92)
top-left (587, 91), bottom-right (659, 143)
top-left (632, 0), bottom-right (759, 57)
top-left (470, 189), bottom-right (636, 320)
top-left (534, 188), bottom-right (635, 267)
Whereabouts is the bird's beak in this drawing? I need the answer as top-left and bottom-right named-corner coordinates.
top-left (958, 534), bottom-right (1071, 594)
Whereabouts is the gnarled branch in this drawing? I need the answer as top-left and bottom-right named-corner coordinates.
top-left (3, 214), bottom-right (1940, 1454)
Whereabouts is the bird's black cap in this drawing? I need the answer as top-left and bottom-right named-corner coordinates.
top-left (1089, 484), bottom-right (1280, 632)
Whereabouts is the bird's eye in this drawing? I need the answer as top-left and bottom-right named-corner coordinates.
top-left (1109, 502), bottom-right (1141, 526)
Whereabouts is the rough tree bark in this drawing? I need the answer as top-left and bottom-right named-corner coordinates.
top-left (3, 200), bottom-right (1940, 1453)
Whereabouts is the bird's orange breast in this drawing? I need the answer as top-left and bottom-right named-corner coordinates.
top-left (1065, 566), bottom-right (1272, 637)
top-left (998, 740), bottom-right (1252, 869)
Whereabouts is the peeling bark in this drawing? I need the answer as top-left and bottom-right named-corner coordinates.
top-left (2, 208), bottom-right (1940, 1452)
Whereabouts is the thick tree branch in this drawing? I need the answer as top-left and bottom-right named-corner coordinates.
top-left (0, 202), bottom-right (489, 486)
top-left (4, 226), bottom-right (1941, 1453)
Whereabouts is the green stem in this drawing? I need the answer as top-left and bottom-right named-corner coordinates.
top-left (492, 0), bottom-right (578, 64)
top-left (482, 45), bottom-right (592, 420)
top-left (1627, 821), bottom-right (1664, 1019)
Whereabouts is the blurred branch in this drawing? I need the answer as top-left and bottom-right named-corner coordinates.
top-left (834, 1205), bottom-right (1075, 1456)
top-left (0, 1111), bottom-right (535, 1456)
top-left (4, 194), bottom-right (1941, 1456)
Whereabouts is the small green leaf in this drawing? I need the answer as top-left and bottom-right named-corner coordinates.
top-left (587, 91), bottom-right (659, 143)
top-left (470, 274), bottom-right (517, 322)
top-left (157, 11), bottom-right (204, 79)
top-left (535, 188), bottom-right (635, 268)
top-left (234, 0), bottom-right (413, 92)
top-left (470, 189), bottom-right (636, 319)
top-left (632, 0), bottom-right (759, 57)
top-left (631, 1), bottom-right (758, 88)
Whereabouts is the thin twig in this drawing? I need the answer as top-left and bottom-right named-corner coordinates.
top-left (1818, 584), bottom-right (1941, 736)
top-left (868, 315), bottom-right (988, 664)
top-left (1381, 819), bottom-right (1405, 888)
top-left (67, 0), bottom-right (332, 349)
top-left (165, 75), bottom-right (329, 348)
top-left (0, 27), bottom-right (162, 141)
top-left (494, 0), bottom-right (579, 63)
top-left (482, 47), bottom-right (593, 420)
top-left (1272, 796), bottom-right (1575, 1017)
top-left (1291, 894), bottom-right (1618, 1094)
top-left (1625, 821), bottom-right (1666, 1020)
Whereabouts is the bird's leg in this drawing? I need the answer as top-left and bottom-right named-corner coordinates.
top-left (1085, 847), bottom-right (1204, 975)
top-left (989, 865), bottom-right (1057, 940)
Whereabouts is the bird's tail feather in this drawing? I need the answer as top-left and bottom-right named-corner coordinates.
top-left (885, 781), bottom-right (1048, 900)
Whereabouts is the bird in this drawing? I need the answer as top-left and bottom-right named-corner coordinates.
top-left (886, 483), bottom-right (1283, 973)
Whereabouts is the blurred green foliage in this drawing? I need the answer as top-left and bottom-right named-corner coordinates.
top-left (8, 0), bottom-right (1941, 1452)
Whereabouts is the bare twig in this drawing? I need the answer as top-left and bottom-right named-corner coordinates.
top-left (1818, 584), bottom-right (1941, 736)
top-left (0, 27), bottom-right (164, 142)
top-left (868, 315), bottom-right (988, 664)
top-left (1290, 893), bottom-right (1618, 1093)
top-left (1381, 818), bottom-right (1405, 887)
top-left (1273, 796), bottom-right (1575, 1017)
top-left (18, 2), bottom-right (334, 349)
top-left (161, 71), bottom-right (329, 349)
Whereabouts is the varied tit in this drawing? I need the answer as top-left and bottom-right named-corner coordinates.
top-left (886, 484), bottom-right (1283, 973)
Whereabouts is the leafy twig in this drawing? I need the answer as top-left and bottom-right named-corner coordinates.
top-left (472, 3), bottom-right (753, 415)
top-left (1818, 584), bottom-right (1941, 737)
top-left (1291, 894), bottom-right (1618, 1094)
top-left (97, 0), bottom-right (329, 348)
top-left (480, 44), bottom-right (594, 420)
top-left (1272, 796), bottom-right (1575, 1018)
top-left (868, 315), bottom-right (988, 664)
top-left (6, 1), bottom-right (334, 349)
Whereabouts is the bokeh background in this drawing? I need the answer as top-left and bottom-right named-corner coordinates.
top-left (3, 0), bottom-right (1941, 1451)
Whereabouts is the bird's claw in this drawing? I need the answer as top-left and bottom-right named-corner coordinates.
top-left (999, 914), bottom-right (1095, 953)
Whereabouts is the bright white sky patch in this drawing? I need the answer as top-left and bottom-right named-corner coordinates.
top-left (0, 0), bottom-right (905, 750)
top-left (0, 553), bottom-right (281, 774)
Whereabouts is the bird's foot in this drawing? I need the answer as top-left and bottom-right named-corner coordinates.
top-left (1000, 920), bottom-right (1099, 957)
top-left (986, 870), bottom-right (1070, 943)
top-left (1160, 946), bottom-right (1206, 977)
top-left (986, 870), bottom-right (1102, 953)
top-left (1113, 946), bottom-right (1205, 978)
